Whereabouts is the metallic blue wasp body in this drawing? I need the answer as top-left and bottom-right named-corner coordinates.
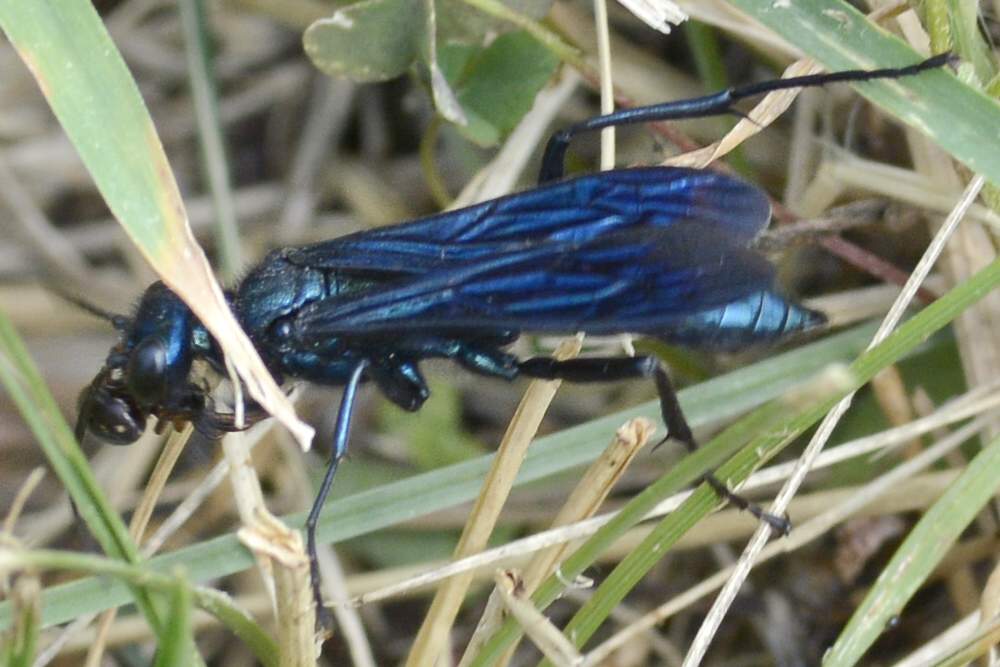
top-left (73, 53), bottom-right (950, 624)
top-left (233, 167), bottom-right (819, 391)
top-left (81, 166), bottom-right (821, 443)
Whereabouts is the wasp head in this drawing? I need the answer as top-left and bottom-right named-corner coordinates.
top-left (75, 364), bottom-right (146, 446)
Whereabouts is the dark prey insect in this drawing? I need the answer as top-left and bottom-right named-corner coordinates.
top-left (74, 53), bottom-right (950, 626)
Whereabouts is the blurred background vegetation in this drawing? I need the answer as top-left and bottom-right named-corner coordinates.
top-left (2, 0), bottom-right (1000, 665)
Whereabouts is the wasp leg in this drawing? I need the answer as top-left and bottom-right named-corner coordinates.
top-left (187, 390), bottom-right (274, 439)
top-left (518, 354), bottom-right (789, 534)
top-left (369, 358), bottom-right (430, 411)
top-left (652, 365), bottom-right (789, 535)
top-left (537, 53), bottom-right (951, 183)
top-left (307, 359), bottom-right (369, 632)
top-left (517, 355), bottom-right (657, 381)
top-left (388, 337), bottom-right (521, 381)
top-left (453, 346), bottom-right (519, 379)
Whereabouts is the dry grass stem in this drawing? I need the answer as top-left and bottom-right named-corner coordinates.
top-left (276, 429), bottom-right (376, 667)
top-left (223, 432), bottom-right (277, 603)
top-left (663, 58), bottom-right (822, 169)
top-left (462, 418), bottom-right (654, 666)
top-left (238, 509), bottom-right (317, 666)
top-left (802, 157), bottom-right (1000, 229)
top-left (84, 424), bottom-right (193, 667)
top-left (2, 467), bottom-right (44, 539)
top-left (495, 569), bottom-right (583, 667)
top-left (142, 410), bottom-right (283, 555)
top-left (405, 337), bottom-right (583, 666)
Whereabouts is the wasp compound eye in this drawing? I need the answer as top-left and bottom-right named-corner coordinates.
top-left (89, 393), bottom-right (144, 445)
top-left (77, 381), bottom-right (145, 446)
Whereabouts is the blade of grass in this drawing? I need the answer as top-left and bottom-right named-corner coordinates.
top-left (825, 432), bottom-right (1000, 665)
top-left (0, 548), bottom-right (279, 667)
top-left (178, 0), bottom-right (243, 280)
top-left (468, 254), bottom-right (1000, 665)
top-left (0, 309), bottom-right (164, 635)
top-left (152, 577), bottom-right (194, 667)
top-left (681, 172), bottom-right (986, 665)
top-left (0, 322), bottom-right (879, 630)
top-left (0, 0), bottom-right (309, 449)
top-left (724, 0), bottom-right (1000, 186)
top-left (579, 411), bottom-right (994, 666)
top-left (2, 577), bottom-right (40, 667)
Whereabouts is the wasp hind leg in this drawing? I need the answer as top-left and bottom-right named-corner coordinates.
top-left (518, 354), bottom-right (790, 535)
top-left (651, 365), bottom-right (790, 535)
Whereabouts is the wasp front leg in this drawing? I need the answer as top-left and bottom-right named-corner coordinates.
top-left (306, 359), bottom-right (370, 631)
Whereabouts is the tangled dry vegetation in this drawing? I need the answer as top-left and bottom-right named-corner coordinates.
top-left (1, 1), bottom-right (1000, 666)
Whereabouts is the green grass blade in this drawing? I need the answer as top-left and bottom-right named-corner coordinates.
top-left (0, 310), bottom-right (164, 635)
top-left (1, 578), bottom-right (40, 667)
top-left (726, 0), bottom-right (1000, 185)
top-left (468, 256), bottom-right (1000, 664)
top-left (153, 577), bottom-right (194, 667)
top-left (0, 323), bottom-right (876, 630)
top-left (0, 548), bottom-right (279, 667)
top-left (824, 433), bottom-right (1000, 665)
top-left (0, 0), bottom-right (309, 450)
top-left (0, 2), bottom-right (170, 247)
top-left (178, 0), bottom-right (242, 280)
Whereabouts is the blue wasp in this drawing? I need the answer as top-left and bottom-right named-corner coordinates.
top-left (74, 53), bottom-right (950, 623)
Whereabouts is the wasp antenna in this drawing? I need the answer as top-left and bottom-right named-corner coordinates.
top-left (47, 285), bottom-right (129, 330)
